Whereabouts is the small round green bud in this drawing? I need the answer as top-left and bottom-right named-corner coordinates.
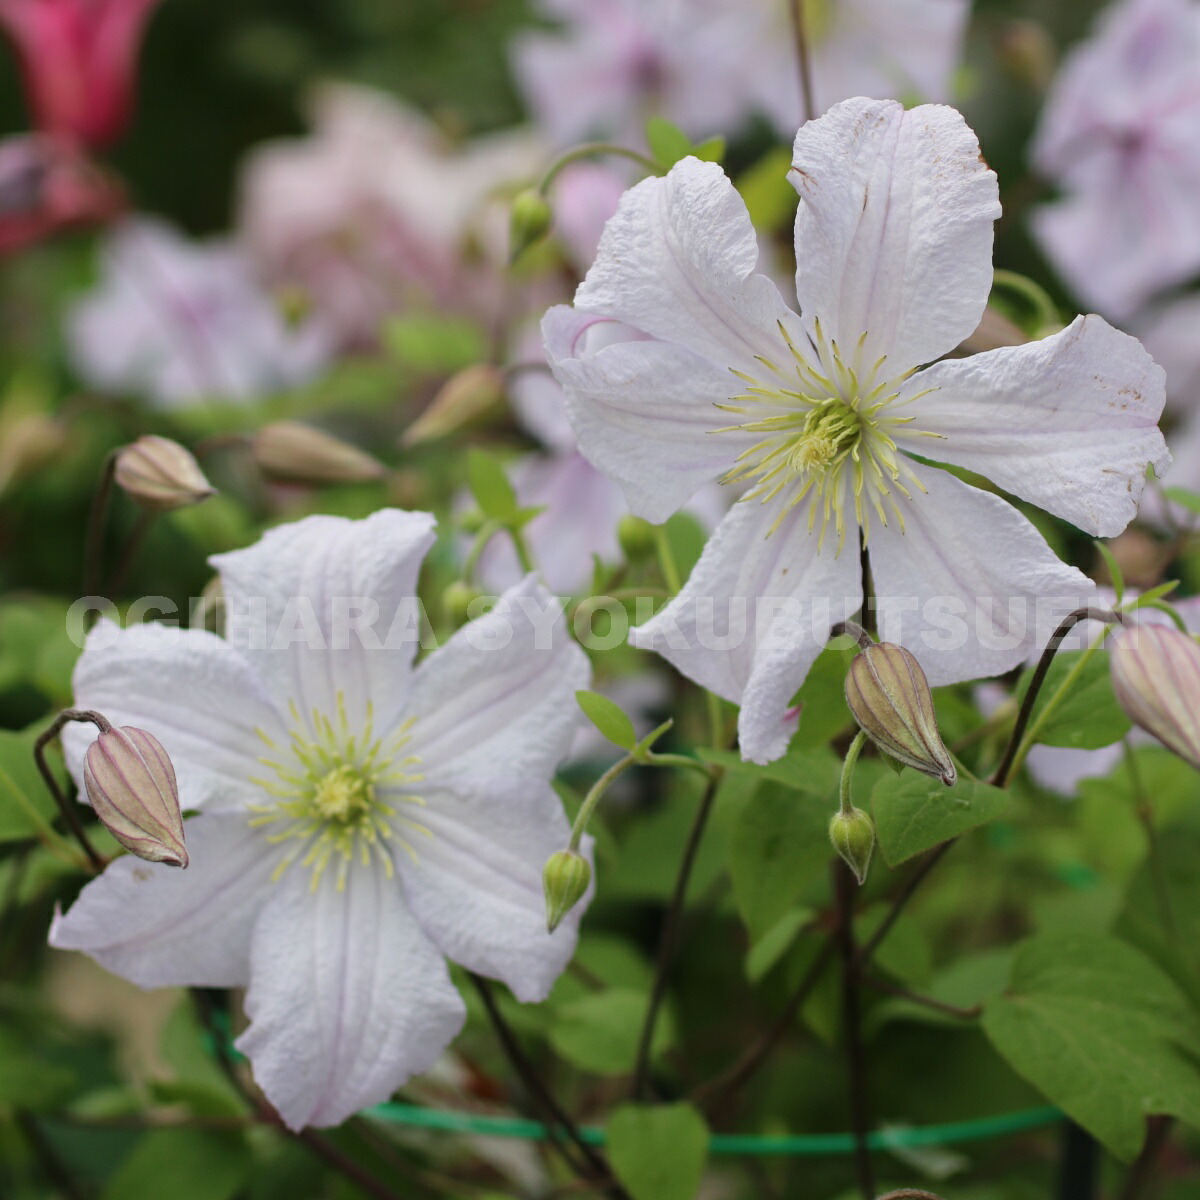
top-left (617, 514), bottom-right (657, 563)
top-left (443, 580), bottom-right (484, 627)
top-left (829, 806), bottom-right (875, 886)
top-left (543, 849), bottom-right (591, 933)
top-left (459, 509), bottom-right (487, 535)
top-left (509, 188), bottom-right (554, 263)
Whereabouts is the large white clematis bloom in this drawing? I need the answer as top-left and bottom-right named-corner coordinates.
top-left (544, 97), bottom-right (1168, 764)
top-left (50, 510), bottom-right (590, 1129)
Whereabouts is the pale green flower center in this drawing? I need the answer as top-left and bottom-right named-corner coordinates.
top-left (250, 692), bottom-right (428, 891)
top-left (717, 319), bottom-right (940, 552)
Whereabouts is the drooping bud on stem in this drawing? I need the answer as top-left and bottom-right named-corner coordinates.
top-left (84, 724), bottom-right (187, 867)
top-left (509, 188), bottom-right (553, 263)
top-left (114, 435), bottom-right (215, 511)
top-left (251, 421), bottom-right (386, 485)
top-left (402, 364), bottom-right (505, 446)
top-left (543, 849), bottom-right (590, 932)
top-left (1110, 623), bottom-right (1200, 772)
top-left (829, 807), bottom-right (875, 886)
top-left (845, 642), bottom-right (956, 785)
top-left (617, 514), bottom-right (657, 563)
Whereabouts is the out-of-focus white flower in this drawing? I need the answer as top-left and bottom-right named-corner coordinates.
top-left (511, 0), bottom-right (968, 146)
top-left (67, 217), bottom-right (332, 408)
top-left (1031, 0), bottom-right (1200, 319)
top-left (545, 97), bottom-right (1168, 764)
top-left (50, 510), bottom-right (590, 1130)
top-left (238, 84), bottom-right (543, 349)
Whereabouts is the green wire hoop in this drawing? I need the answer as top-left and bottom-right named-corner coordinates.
top-left (367, 1101), bottom-right (1064, 1157)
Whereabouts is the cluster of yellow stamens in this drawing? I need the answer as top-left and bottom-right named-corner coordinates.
top-left (715, 319), bottom-right (940, 551)
top-left (249, 692), bottom-right (428, 891)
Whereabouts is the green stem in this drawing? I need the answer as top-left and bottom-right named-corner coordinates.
top-left (567, 753), bottom-right (637, 852)
top-left (991, 268), bottom-right (1061, 335)
top-left (787, 0), bottom-right (817, 124)
top-left (538, 143), bottom-right (662, 193)
top-left (654, 523), bottom-right (681, 594)
top-left (34, 709), bottom-right (110, 872)
top-left (462, 521), bottom-right (501, 583)
top-left (840, 731), bottom-right (867, 816)
top-left (508, 525), bottom-right (537, 576)
top-left (643, 751), bottom-right (716, 778)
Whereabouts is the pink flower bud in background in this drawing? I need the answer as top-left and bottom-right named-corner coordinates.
top-left (113, 434), bottom-right (215, 511)
top-left (251, 421), bottom-right (386, 486)
top-left (0, 0), bottom-right (160, 148)
top-left (1109, 623), bottom-right (1200, 772)
top-left (83, 724), bottom-right (187, 867)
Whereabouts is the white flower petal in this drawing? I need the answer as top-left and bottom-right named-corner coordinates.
top-left (237, 863), bottom-right (465, 1131)
top-left (49, 814), bottom-right (277, 988)
top-left (790, 97), bottom-right (1000, 373)
top-left (868, 463), bottom-right (1095, 686)
top-left (395, 788), bottom-right (587, 1003)
top-left (409, 576), bottom-right (590, 798)
top-left (64, 621), bottom-right (285, 814)
top-left (571, 156), bottom-right (801, 369)
top-left (632, 497), bottom-right (863, 764)
top-left (899, 315), bottom-right (1169, 537)
top-left (214, 509), bottom-right (435, 730)
top-left (543, 306), bottom-right (751, 522)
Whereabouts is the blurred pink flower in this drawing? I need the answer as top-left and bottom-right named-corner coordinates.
top-left (511, 0), bottom-right (968, 145)
top-left (0, 0), bottom-right (159, 148)
top-left (0, 133), bottom-right (122, 252)
top-left (67, 216), bottom-right (333, 408)
top-left (237, 84), bottom-right (544, 349)
top-left (1031, 0), bottom-right (1200, 319)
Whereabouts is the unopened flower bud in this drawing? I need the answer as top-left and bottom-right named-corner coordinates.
top-left (84, 725), bottom-right (187, 867)
top-left (252, 421), bottom-right (386, 485)
top-left (509, 188), bottom-right (553, 263)
top-left (0, 412), bottom-right (67, 493)
top-left (543, 849), bottom-right (590, 932)
top-left (402, 364), bottom-right (505, 446)
top-left (113, 436), bottom-right (215, 512)
top-left (845, 642), bottom-right (956, 786)
top-left (829, 807), bottom-right (874, 885)
top-left (617, 514), bottom-right (657, 562)
top-left (443, 580), bottom-right (487, 627)
top-left (1110, 624), bottom-right (1200, 771)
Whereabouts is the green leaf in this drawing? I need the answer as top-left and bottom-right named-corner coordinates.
top-left (982, 933), bottom-right (1200, 1160)
top-left (871, 773), bottom-right (1010, 867)
top-left (1014, 649), bottom-right (1131, 749)
top-left (745, 907), bottom-right (814, 982)
top-left (1164, 485), bottom-right (1200, 515)
top-left (1125, 579), bottom-right (1181, 610)
top-left (101, 1129), bottom-right (252, 1200)
top-left (789, 642), bottom-right (856, 749)
top-left (735, 147), bottom-right (796, 231)
top-left (700, 746), bottom-right (841, 798)
top-left (0, 1027), bottom-right (76, 1109)
top-left (607, 1102), bottom-right (709, 1200)
top-left (691, 136), bottom-right (725, 163)
top-left (466, 450), bottom-right (518, 522)
top-left (382, 313), bottom-right (487, 373)
top-left (550, 989), bottom-right (675, 1075)
top-left (576, 690), bottom-right (637, 751)
top-left (645, 117), bottom-right (694, 169)
top-left (729, 781), bottom-right (831, 939)
top-left (0, 725), bottom-right (64, 844)
top-left (1094, 540), bottom-right (1125, 605)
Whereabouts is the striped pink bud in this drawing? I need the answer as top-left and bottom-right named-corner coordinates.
top-left (83, 726), bottom-right (187, 867)
top-left (845, 642), bottom-right (956, 785)
top-left (1110, 624), bottom-right (1200, 772)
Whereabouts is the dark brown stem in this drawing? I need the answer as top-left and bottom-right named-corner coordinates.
top-left (190, 991), bottom-right (408, 1200)
top-left (787, 0), bottom-right (817, 124)
top-left (690, 937), bottom-right (835, 1110)
top-left (862, 973), bottom-right (981, 1021)
top-left (855, 841), bottom-right (954, 970)
top-left (107, 508), bottom-right (156, 598)
top-left (1117, 1116), bottom-right (1175, 1200)
top-left (834, 862), bottom-right (875, 1199)
top-left (990, 607), bottom-right (1121, 788)
top-left (877, 1192), bottom-right (947, 1200)
top-left (632, 770), bottom-right (722, 1100)
top-left (34, 710), bottom-right (111, 872)
top-left (15, 1111), bottom-right (86, 1200)
top-left (82, 449), bottom-right (118, 600)
top-left (470, 974), bottom-right (624, 1196)
top-left (830, 620), bottom-right (875, 652)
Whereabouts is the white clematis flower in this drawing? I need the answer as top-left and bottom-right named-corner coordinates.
top-left (50, 509), bottom-right (590, 1130)
top-left (544, 97), bottom-right (1168, 764)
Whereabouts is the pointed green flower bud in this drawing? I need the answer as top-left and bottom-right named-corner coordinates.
top-left (617, 514), bottom-right (657, 563)
top-left (509, 188), bottom-right (553, 263)
top-left (1110, 624), bottom-right (1200, 771)
top-left (113, 435), bottom-right (215, 512)
top-left (543, 849), bottom-right (590, 932)
top-left (252, 421), bottom-right (386, 485)
top-left (845, 642), bottom-right (956, 786)
top-left (829, 806), bottom-right (875, 885)
top-left (84, 725), bottom-right (187, 867)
